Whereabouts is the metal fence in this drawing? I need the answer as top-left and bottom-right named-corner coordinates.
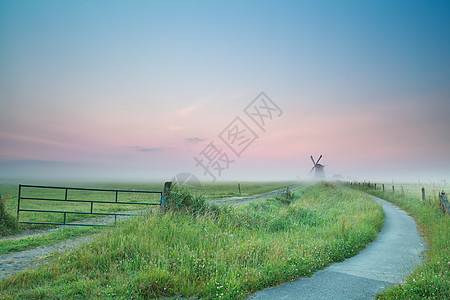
top-left (17, 184), bottom-right (163, 227)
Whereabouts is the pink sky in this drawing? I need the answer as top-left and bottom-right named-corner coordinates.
top-left (1, 1), bottom-right (449, 183)
top-left (1, 90), bottom-right (448, 182)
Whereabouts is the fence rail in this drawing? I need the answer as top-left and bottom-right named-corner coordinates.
top-left (348, 181), bottom-right (448, 214)
top-left (17, 184), bottom-right (163, 227)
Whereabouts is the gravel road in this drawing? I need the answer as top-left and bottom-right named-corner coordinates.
top-left (0, 235), bottom-right (97, 280)
top-left (0, 209), bottom-right (151, 280)
top-left (208, 184), bottom-right (305, 206)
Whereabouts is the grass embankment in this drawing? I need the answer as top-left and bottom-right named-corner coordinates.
top-left (1, 183), bottom-right (384, 299)
top-left (350, 184), bottom-right (449, 299)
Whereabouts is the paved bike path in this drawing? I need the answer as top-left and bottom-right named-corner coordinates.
top-left (248, 196), bottom-right (426, 300)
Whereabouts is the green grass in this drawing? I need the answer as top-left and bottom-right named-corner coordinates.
top-left (0, 182), bottom-right (384, 299)
top-left (0, 193), bottom-right (18, 236)
top-left (369, 182), bottom-right (448, 205)
top-left (0, 181), bottom-right (301, 266)
top-left (185, 181), bottom-right (298, 198)
top-left (0, 226), bottom-right (103, 255)
top-left (0, 181), bottom-right (297, 234)
top-left (349, 183), bottom-right (449, 299)
top-left (0, 182), bottom-right (164, 232)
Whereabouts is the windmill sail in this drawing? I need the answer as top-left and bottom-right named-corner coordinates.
top-left (309, 154), bottom-right (325, 179)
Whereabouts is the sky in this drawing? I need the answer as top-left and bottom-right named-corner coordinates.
top-left (1, 0), bottom-right (449, 183)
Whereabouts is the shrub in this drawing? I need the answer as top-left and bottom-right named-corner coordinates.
top-left (166, 187), bottom-right (217, 217)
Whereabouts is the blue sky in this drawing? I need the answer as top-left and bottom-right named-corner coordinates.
top-left (1, 0), bottom-right (449, 182)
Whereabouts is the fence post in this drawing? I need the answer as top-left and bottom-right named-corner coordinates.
top-left (374, 183), bottom-right (377, 190)
top-left (17, 184), bottom-right (22, 221)
top-left (382, 184), bottom-right (385, 192)
top-left (439, 191), bottom-right (449, 214)
top-left (161, 182), bottom-right (172, 212)
top-left (421, 187), bottom-right (425, 202)
top-left (392, 185), bottom-right (395, 193)
top-left (238, 183), bottom-right (241, 195)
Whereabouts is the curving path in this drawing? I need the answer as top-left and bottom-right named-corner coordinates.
top-left (248, 196), bottom-right (426, 300)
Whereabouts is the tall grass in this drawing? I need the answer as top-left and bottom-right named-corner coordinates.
top-left (0, 194), bottom-right (18, 236)
top-left (0, 226), bottom-right (101, 255)
top-left (350, 184), bottom-right (449, 299)
top-left (0, 183), bottom-right (384, 299)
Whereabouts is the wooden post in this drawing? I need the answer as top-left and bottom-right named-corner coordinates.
top-left (440, 191), bottom-right (449, 214)
top-left (382, 184), bottom-right (385, 192)
top-left (392, 185), bottom-right (395, 193)
top-left (374, 183), bottom-right (377, 190)
top-left (238, 183), bottom-right (241, 195)
top-left (161, 181), bottom-right (172, 212)
top-left (422, 187), bottom-right (425, 202)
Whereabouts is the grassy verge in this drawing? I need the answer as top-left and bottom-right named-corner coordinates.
top-left (1, 183), bottom-right (383, 299)
top-left (349, 184), bottom-right (449, 299)
top-left (0, 226), bottom-right (101, 255)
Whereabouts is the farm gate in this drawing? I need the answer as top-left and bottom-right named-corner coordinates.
top-left (17, 184), bottom-right (166, 227)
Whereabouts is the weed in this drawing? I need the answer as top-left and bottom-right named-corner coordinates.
top-left (166, 187), bottom-right (209, 216)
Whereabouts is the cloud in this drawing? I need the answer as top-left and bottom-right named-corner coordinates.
top-left (131, 146), bottom-right (166, 153)
top-left (186, 137), bottom-right (204, 143)
top-left (175, 104), bottom-right (201, 117)
top-left (139, 148), bottom-right (164, 152)
top-left (0, 132), bottom-right (79, 149)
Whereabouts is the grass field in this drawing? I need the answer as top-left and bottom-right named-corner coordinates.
top-left (349, 183), bottom-right (449, 299)
top-left (359, 181), bottom-right (448, 204)
top-left (0, 182), bottom-right (384, 299)
top-left (182, 181), bottom-right (298, 198)
top-left (0, 181), bottom-right (296, 234)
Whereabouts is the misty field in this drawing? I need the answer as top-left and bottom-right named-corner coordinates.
top-left (372, 181), bottom-right (448, 204)
top-left (0, 183), bottom-right (384, 299)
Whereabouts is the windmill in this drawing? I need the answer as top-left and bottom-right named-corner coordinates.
top-left (309, 155), bottom-right (325, 179)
